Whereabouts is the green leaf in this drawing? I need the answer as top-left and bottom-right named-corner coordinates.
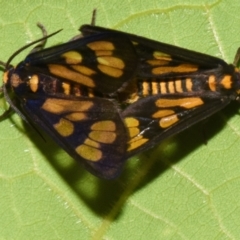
top-left (1, 0), bottom-right (240, 239)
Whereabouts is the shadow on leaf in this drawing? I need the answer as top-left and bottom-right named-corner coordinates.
top-left (14, 102), bottom-right (239, 219)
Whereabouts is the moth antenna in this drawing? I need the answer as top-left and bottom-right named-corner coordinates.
top-left (4, 28), bottom-right (62, 70)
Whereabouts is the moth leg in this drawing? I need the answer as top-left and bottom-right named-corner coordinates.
top-left (234, 47), bottom-right (240, 67)
top-left (0, 104), bottom-right (12, 120)
top-left (70, 9), bottom-right (97, 41)
top-left (29, 22), bottom-right (48, 54)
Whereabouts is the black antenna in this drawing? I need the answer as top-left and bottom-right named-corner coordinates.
top-left (2, 28), bottom-right (62, 70)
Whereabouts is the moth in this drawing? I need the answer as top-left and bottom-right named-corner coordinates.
top-left (0, 23), bottom-right (139, 179)
top-left (80, 23), bottom-right (240, 158)
top-left (2, 19), bottom-right (240, 179)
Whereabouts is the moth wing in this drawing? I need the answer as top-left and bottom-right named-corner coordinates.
top-left (22, 95), bottom-right (128, 179)
top-left (21, 32), bottom-right (139, 94)
top-left (122, 92), bottom-right (231, 157)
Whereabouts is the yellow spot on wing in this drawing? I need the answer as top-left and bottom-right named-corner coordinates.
top-left (48, 64), bottom-right (95, 87)
top-left (147, 59), bottom-right (169, 66)
top-left (159, 114), bottom-right (179, 128)
top-left (89, 121), bottom-right (117, 144)
top-left (84, 138), bottom-right (100, 148)
top-left (75, 145), bottom-right (102, 162)
top-left (61, 51), bottom-right (82, 64)
top-left (128, 127), bottom-right (140, 138)
top-left (42, 98), bottom-right (93, 114)
top-left (127, 136), bottom-right (148, 151)
top-left (54, 118), bottom-right (74, 137)
top-left (97, 56), bottom-right (125, 69)
top-left (65, 112), bottom-right (87, 121)
top-left (71, 65), bottom-right (96, 76)
top-left (98, 65), bottom-right (123, 77)
top-left (156, 97), bottom-right (203, 109)
top-left (152, 109), bottom-right (175, 118)
top-left (125, 117), bottom-right (139, 127)
top-left (89, 131), bottom-right (116, 144)
top-left (153, 51), bottom-right (172, 61)
top-left (91, 121), bottom-right (116, 131)
top-left (87, 41), bottom-right (114, 50)
top-left (152, 64), bottom-right (198, 75)
top-left (95, 50), bottom-right (113, 56)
